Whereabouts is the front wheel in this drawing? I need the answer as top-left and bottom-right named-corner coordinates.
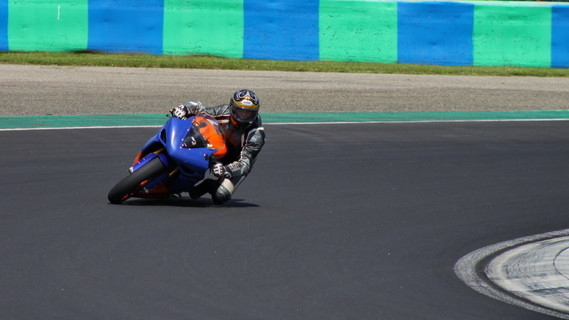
top-left (108, 157), bottom-right (166, 204)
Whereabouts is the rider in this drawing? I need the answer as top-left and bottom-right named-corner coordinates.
top-left (171, 89), bottom-right (265, 204)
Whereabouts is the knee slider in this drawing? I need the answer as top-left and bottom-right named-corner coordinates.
top-left (212, 182), bottom-right (232, 204)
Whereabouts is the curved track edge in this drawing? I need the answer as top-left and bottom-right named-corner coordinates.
top-left (455, 229), bottom-right (569, 320)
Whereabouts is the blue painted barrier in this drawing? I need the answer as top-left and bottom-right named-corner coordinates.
top-left (0, 0), bottom-right (7, 51)
top-left (244, 0), bottom-right (319, 61)
top-left (88, 0), bottom-right (163, 54)
top-left (398, 2), bottom-right (474, 66)
top-left (1, 0), bottom-right (569, 68)
top-left (552, 5), bottom-right (569, 68)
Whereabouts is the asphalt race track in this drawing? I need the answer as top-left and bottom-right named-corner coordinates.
top-left (2, 120), bottom-right (569, 319)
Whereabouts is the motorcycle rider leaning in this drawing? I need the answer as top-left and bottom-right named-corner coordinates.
top-left (171, 89), bottom-right (265, 204)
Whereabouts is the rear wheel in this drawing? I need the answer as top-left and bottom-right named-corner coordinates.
top-left (108, 157), bottom-right (166, 204)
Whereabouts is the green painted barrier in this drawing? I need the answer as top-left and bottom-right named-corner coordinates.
top-left (319, 0), bottom-right (398, 63)
top-left (8, 0), bottom-right (88, 52)
top-left (1, 0), bottom-right (569, 67)
top-left (163, 0), bottom-right (243, 57)
top-left (473, 3), bottom-right (552, 67)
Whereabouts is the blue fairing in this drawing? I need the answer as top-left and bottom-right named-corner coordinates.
top-left (136, 116), bottom-right (216, 194)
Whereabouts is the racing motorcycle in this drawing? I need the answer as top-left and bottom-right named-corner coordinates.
top-left (107, 113), bottom-right (227, 204)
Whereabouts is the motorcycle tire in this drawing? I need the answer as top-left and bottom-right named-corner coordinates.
top-left (107, 156), bottom-right (166, 204)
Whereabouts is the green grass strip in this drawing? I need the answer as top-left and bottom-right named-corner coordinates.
top-left (2, 52), bottom-right (569, 77)
top-left (2, 111), bottom-right (569, 130)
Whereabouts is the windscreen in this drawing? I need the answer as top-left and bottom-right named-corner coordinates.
top-left (181, 126), bottom-right (208, 149)
top-left (181, 114), bottom-right (227, 159)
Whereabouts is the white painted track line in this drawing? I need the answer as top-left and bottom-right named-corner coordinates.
top-left (455, 230), bottom-right (569, 319)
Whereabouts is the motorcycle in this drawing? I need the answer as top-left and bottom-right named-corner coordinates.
top-left (107, 113), bottom-right (227, 204)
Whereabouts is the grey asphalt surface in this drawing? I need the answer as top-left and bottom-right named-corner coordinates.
top-left (2, 122), bottom-right (569, 319)
top-left (1, 64), bottom-right (569, 116)
top-left (2, 65), bottom-right (569, 319)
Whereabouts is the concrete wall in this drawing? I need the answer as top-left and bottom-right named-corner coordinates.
top-left (0, 0), bottom-right (568, 68)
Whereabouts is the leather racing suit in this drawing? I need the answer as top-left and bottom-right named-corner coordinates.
top-left (177, 101), bottom-right (265, 204)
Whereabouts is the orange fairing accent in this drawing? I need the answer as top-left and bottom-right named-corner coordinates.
top-left (132, 152), bottom-right (143, 166)
top-left (144, 183), bottom-right (169, 197)
top-left (132, 148), bottom-right (165, 166)
top-left (193, 115), bottom-right (227, 159)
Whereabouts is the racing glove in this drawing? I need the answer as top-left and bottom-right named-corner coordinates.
top-left (212, 163), bottom-right (231, 178)
top-left (172, 105), bottom-right (189, 119)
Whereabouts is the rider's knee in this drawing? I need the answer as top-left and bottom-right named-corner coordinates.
top-left (212, 179), bottom-right (235, 204)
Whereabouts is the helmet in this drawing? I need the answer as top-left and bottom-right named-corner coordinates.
top-left (229, 89), bottom-right (260, 126)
